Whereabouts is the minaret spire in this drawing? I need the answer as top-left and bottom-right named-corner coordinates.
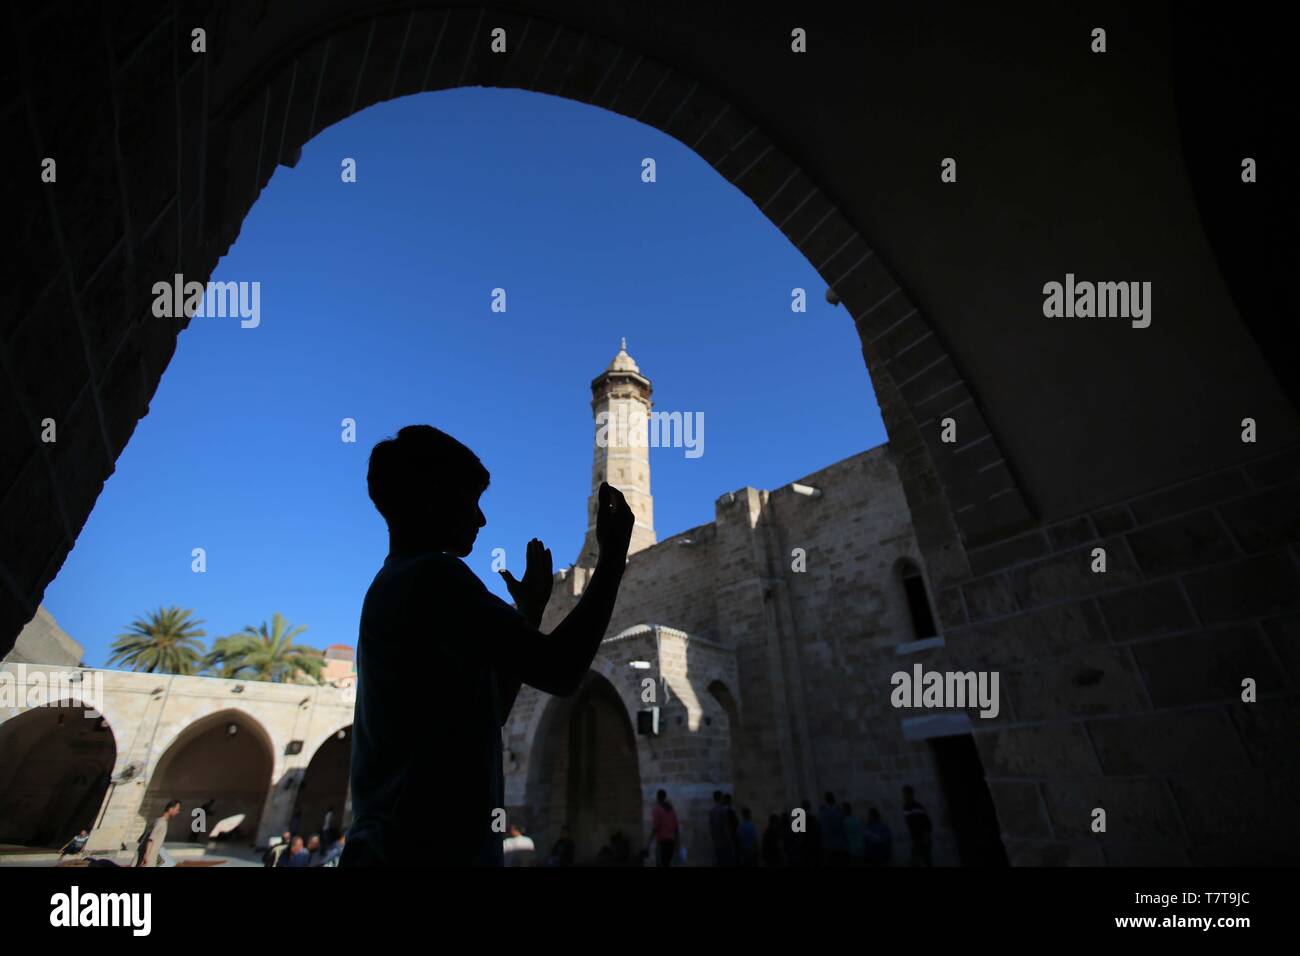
top-left (578, 341), bottom-right (657, 566)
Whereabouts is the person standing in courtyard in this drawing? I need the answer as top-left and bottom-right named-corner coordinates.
top-left (135, 799), bottom-right (180, 867)
top-left (709, 791), bottom-right (734, 866)
top-left (902, 785), bottom-right (932, 866)
top-left (283, 835), bottom-right (311, 867)
top-left (820, 791), bottom-right (847, 866)
top-left (864, 807), bottom-right (893, 865)
top-left (650, 789), bottom-right (679, 867)
top-left (317, 832), bottom-right (346, 867)
top-left (341, 425), bottom-right (634, 867)
top-left (263, 831), bottom-right (291, 867)
top-left (763, 813), bottom-right (786, 867)
top-left (737, 807), bottom-right (760, 866)
top-left (547, 826), bottom-right (576, 867)
top-left (843, 802), bottom-right (865, 865)
top-left (724, 794), bottom-right (740, 861)
top-left (503, 824), bottom-right (536, 866)
top-left (305, 833), bottom-right (326, 866)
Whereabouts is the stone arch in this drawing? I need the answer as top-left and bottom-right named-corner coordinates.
top-left (0, 2), bottom-right (1032, 655)
top-left (0, 701), bottom-right (117, 848)
top-left (292, 723), bottom-right (352, 839)
top-left (517, 644), bottom-right (643, 766)
top-left (893, 556), bottom-right (940, 641)
top-left (142, 708), bottom-right (276, 846)
top-left (524, 668), bottom-right (644, 863)
top-left (300, 719), bottom-right (354, 766)
top-left (705, 677), bottom-right (742, 794)
top-left (211, 6), bottom-right (1022, 538)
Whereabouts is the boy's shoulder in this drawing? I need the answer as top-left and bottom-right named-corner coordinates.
top-left (373, 550), bottom-right (482, 592)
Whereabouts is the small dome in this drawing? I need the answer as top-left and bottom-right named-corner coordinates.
top-left (607, 336), bottom-right (640, 373)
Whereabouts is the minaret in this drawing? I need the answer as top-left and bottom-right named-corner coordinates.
top-left (577, 339), bottom-right (657, 566)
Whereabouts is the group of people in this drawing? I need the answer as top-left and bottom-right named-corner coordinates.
top-left (642, 785), bottom-right (934, 867)
top-left (125, 799), bottom-right (347, 868)
top-left (77, 787), bottom-right (932, 870)
top-left (263, 829), bottom-right (347, 867)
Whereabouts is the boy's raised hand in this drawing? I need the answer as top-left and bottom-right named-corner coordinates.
top-left (595, 482), bottom-right (635, 563)
top-left (499, 537), bottom-right (553, 624)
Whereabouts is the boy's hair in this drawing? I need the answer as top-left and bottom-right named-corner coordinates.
top-left (367, 425), bottom-right (490, 525)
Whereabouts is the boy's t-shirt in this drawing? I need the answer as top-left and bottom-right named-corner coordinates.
top-left (348, 550), bottom-right (529, 866)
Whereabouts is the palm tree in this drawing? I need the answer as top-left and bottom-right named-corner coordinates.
top-left (203, 613), bottom-right (325, 684)
top-left (108, 607), bottom-right (207, 674)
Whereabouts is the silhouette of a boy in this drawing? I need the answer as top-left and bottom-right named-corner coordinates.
top-left (341, 425), bottom-right (634, 866)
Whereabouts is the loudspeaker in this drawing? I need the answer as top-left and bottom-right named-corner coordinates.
top-left (637, 707), bottom-right (660, 736)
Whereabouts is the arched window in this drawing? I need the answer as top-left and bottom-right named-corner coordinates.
top-left (898, 560), bottom-right (939, 640)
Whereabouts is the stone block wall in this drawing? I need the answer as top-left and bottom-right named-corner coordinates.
top-left (506, 445), bottom-right (955, 861)
top-left (924, 445), bottom-right (1300, 864)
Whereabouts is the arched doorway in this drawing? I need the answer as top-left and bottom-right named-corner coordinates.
top-left (293, 725), bottom-right (351, 840)
top-left (929, 734), bottom-right (1009, 867)
top-left (528, 672), bottom-right (642, 864)
top-left (141, 710), bottom-right (274, 846)
top-left (0, 705), bottom-right (116, 848)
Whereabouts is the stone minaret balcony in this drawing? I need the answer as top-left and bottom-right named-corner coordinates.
top-left (578, 339), bottom-right (657, 566)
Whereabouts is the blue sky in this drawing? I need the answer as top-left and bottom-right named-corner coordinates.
top-left (43, 87), bottom-right (886, 667)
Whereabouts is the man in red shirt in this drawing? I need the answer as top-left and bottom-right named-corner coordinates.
top-left (650, 789), bottom-right (680, 866)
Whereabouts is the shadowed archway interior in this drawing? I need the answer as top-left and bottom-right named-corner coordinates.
top-left (292, 725), bottom-right (351, 839)
top-left (526, 671), bottom-right (641, 862)
top-left (141, 709), bottom-right (275, 845)
top-left (0, 705), bottom-right (116, 848)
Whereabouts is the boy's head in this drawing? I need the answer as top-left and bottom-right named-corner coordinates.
top-left (368, 425), bottom-right (490, 556)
